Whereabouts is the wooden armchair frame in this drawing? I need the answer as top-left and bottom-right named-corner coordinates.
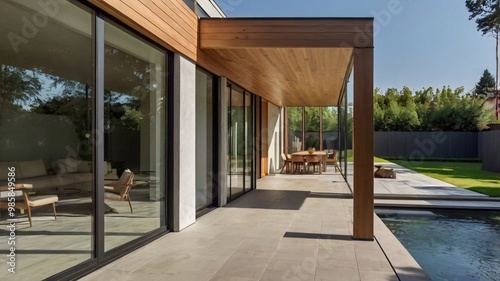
top-left (104, 170), bottom-right (134, 213)
top-left (0, 183), bottom-right (58, 227)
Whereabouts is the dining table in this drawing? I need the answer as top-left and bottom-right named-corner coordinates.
top-left (291, 151), bottom-right (328, 173)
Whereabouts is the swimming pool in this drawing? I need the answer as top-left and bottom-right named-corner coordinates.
top-left (376, 209), bottom-right (500, 281)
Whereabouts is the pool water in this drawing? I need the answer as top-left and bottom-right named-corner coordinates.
top-left (376, 209), bottom-right (500, 281)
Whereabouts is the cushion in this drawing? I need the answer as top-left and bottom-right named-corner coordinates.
top-left (18, 159), bottom-right (47, 179)
top-left (77, 161), bottom-right (92, 173)
top-left (104, 191), bottom-right (122, 200)
top-left (104, 161), bottom-right (111, 176)
top-left (22, 174), bottom-right (73, 189)
top-left (28, 195), bottom-right (58, 207)
top-left (57, 158), bottom-right (79, 173)
top-left (56, 160), bottom-right (67, 174)
top-left (57, 159), bottom-right (109, 174)
top-left (0, 161), bottom-right (19, 180)
top-left (117, 169), bottom-right (133, 185)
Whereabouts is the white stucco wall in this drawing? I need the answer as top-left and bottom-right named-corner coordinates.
top-left (172, 53), bottom-right (196, 231)
top-left (267, 104), bottom-right (282, 174)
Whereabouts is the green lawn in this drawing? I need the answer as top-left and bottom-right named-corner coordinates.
top-left (345, 149), bottom-right (389, 163)
top-left (390, 160), bottom-right (500, 197)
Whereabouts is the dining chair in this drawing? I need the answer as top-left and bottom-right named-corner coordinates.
top-left (305, 155), bottom-right (322, 174)
top-left (332, 150), bottom-right (341, 173)
top-left (290, 155), bottom-right (305, 174)
top-left (280, 153), bottom-right (292, 174)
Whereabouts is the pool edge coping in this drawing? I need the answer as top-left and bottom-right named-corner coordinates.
top-left (374, 213), bottom-right (432, 281)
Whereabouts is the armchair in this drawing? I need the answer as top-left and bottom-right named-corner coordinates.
top-left (0, 183), bottom-right (58, 227)
top-left (104, 169), bottom-right (134, 213)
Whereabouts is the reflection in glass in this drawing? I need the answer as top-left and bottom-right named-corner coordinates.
top-left (304, 107), bottom-right (320, 150)
top-left (322, 106), bottom-right (338, 164)
top-left (229, 86), bottom-right (244, 198)
top-left (0, 1), bottom-right (93, 279)
top-left (226, 84), bottom-right (254, 201)
top-left (244, 92), bottom-right (253, 193)
top-left (226, 85), bottom-right (231, 201)
top-left (195, 69), bottom-right (215, 211)
top-left (287, 107), bottom-right (303, 153)
top-left (104, 20), bottom-right (166, 251)
top-left (338, 78), bottom-right (353, 185)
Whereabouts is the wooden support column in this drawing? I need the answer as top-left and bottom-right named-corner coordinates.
top-left (353, 47), bottom-right (374, 240)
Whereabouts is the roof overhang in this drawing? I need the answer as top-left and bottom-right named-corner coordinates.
top-left (198, 18), bottom-right (373, 106)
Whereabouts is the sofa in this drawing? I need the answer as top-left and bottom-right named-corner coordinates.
top-left (0, 158), bottom-right (117, 193)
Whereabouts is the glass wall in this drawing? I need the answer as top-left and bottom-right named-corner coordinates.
top-left (0, 2), bottom-right (94, 280)
top-left (103, 19), bottom-right (166, 251)
top-left (338, 92), bottom-right (348, 180)
top-left (229, 86), bottom-right (244, 198)
top-left (227, 83), bottom-right (255, 201)
top-left (0, 2), bottom-right (168, 279)
top-left (322, 106), bottom-right (339, 165)
top-left (322, 107), bottom-right (338, 151)
top-left (304, 107), bottom-right (320, 150)
top-left (195, 68), bottom-right (216, 212)
top-left (286, 105), bottom-right (349, 175)
top-left (337, 72), bottom-right (353, 185)
top-left (287, 107), bottom-right (303, 153)
top-left (287, 106), bottom-right (340, 152)
top-left (244, 92), bottom-right (254, 193)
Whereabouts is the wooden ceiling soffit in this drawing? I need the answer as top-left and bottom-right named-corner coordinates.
top-left (199, 18), bottom-right (374, 49)
top-left (197, 18), bottom-right (371, 107)
top-left (197, 47), bottom-right (353, 107)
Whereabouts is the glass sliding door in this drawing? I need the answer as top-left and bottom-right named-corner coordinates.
top-left (323, 106), bottom-right (338, 166)
top-left (195, 68), bottom-right (216, 212)
top-left (103, 20), bottom-right (166, 251)
top-left (226, 84), bottom-right (231, 201)
top-left (226, 83), bottom-right (254, 201)
top-left (229, 85), bottom-right (244, 198)
top-left (0, 1), bottom-right (94, 280)
top-left (338, 85), bottom-right (351, 182)
top-left (1, 2), bottom-right (170, 278)
top-left (287, 107), bottom-right (303, 153)
top-left (244, 92), bottom-right (254, 193)
top-left (304, 107), bottom-right (320, 150)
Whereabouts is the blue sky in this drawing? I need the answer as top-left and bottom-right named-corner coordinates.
top-left (214, 0), bottom-right (496, 93)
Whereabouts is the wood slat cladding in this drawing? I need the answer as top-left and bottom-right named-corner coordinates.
top-left (199, 18), bottom-right (374, 49)
top-left (198, 47), bottom-right (352, 106)
top-left (89, 0), bottom-right (198, 60)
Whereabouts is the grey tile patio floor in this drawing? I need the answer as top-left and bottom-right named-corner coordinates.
top-left (80, 170), bottom-right (428, 281)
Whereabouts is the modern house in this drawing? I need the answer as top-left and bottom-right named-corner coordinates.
top-left (0, 0), bottom-right (373, 279)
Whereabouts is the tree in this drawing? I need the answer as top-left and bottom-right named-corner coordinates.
top-left (374, 86), bottom-right (493, 132)
top-left (466, 0), bottom-right (500, 120)
top-left (0, 65), bottom-right (42, 111)
top-left (474, 69), bottom-right (495, 96)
